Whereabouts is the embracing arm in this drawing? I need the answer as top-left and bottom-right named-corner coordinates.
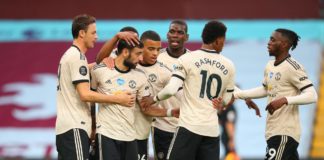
top-left (76, 82), bottom-right (135, 107)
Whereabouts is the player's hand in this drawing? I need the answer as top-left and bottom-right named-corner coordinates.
top-left (117, 32), bottom-right (140, 46)
top-left (265, 97), bottom-right (288, 115)
top-left (171, 108), bottom-right (180, 118)
top-left (212, 97), bottom-right (224, 110)
top-left (116, 91), bottom-right (135, 107)
top-left (140, 96), bottom-right (155, 109)
top-left (88, 62), bottom-right (96, 70)
top-left (245, 98), bottom-right (261, 117)
top-left (102, 57), bottom-right (115, 69)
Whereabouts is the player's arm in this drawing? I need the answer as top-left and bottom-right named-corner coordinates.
top-left (234, 86), bottom-right (267, 99)
top-left (286, 86), bottom-right (317, 105)
top-left (154, 75), bottom-right (184, 102)
top-left (139, 100), bottom-right (179, 118)
top-left (96, 32), bottom-right (139, 64)
top-left (285, 65), bottom-right (318, 105)
top-left (234, 86), bottom-right (261, 117)
top-left (266, 65), bottom-right (318, 114)
top-left (76, 82), bottom-right (135, 107)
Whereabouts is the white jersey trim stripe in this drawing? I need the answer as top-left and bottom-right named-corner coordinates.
top-left (166, 127), bottom-right (179, 159)
top-left (275, 135), bottom-right (287, 160)
top-left (73, 129), bottom-right (83, 160)
top-left (99, 134), bottom-right (103, 160)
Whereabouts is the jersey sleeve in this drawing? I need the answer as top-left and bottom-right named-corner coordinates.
top-left (71, 53), bottom-right (89, 84)
top-left (161, 66), bottom-right (173, 87)
top-left (137, 81), bottom-right (151, 101)
top-left (172, 56), bottom-right (187, 82)
top-left (288, 65), bottom-right (313, 91)
top-left (221, 62), bottom-right (235, 104)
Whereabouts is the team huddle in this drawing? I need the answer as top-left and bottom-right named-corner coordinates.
top-left (55, 14), bottom-right (318, 160)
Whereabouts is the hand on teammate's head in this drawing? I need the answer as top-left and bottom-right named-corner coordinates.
top-left (117, 32), bottom-right (140, 47)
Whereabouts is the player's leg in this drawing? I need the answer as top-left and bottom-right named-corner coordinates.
top-left (265, 135), bottom-right (299, 160)
top-left (152, 127), bottom-right (174, 160)
top-left (279, 136), bottom-right (299, 160)
top-left (56, 128), bottom-right (90, 160)
top-left (137, 139), bottom-right (149, 160)
top-left (167, 127), bottom-right (200, 160)
top-left (124, 140), bottom-right (138, 160)
top-left (196, 136), bottom-right (220, 160)
top-left (95, 133), bottom-right (121, 160)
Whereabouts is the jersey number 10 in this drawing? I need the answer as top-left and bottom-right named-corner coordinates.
top-left (199, 70), bottom-right (222, 100)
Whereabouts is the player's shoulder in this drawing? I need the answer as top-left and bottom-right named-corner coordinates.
top-left (92, 63), bottom-right (107, 71)
top-left (67, 46), bottom-right (85, 59)
top-left (156, 61), bottom-right (173, 72)
top-left (285, 56), bottom-right (304, 71)
top-left (218, 54), bottom-right (235, 68)
top-left (160, 48), bottom-right (167, 54)
top-left (133, 68), bottom-right (146, 75)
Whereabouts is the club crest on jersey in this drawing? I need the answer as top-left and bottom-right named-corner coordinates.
top-left (275, 72), bottom-right (281, 81)
top-left (117, 78), bottom-right (125, 86)
top-left (148, 74), bottom-right (157, 82)
top-left (79, 66), bottom-right (87, 76)
top-left (129, 80), bottom-right (136, 89)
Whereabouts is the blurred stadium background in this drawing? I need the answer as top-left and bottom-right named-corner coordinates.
top-left (0, 0), bottom-right (323, 159)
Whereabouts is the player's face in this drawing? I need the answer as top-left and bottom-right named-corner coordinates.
top-left (167, 23), bottom-right (188, 50)
top-left (124, 47), bottom-right (143, 69)
top-left (142, 39), bottom-right (162, 65)
top-left (267, 31), bottom-right (283, 57)
top-left (84, 23), bottom-right (98, 49)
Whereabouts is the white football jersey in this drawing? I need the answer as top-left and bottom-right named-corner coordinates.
top-left (56, 45), bottom-right (91, 136)
top-left (153, 48), bottom-right (190, 133)
top-left (91, 64), bottom-right (150, 141)
top-left (135, 61), bottom-right (174, 139)
top-left (173, 49), bottom-right (235, 137)
top-left (263, 55), bottom-right (313, 142)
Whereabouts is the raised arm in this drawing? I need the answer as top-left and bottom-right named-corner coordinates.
top-left (96, 32), bottom-right (139, 64)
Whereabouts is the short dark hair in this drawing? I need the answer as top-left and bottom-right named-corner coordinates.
top-left (140, 30), bottom-right (161, 42)
top-left (116, 40), bottom-right (144, 55)
top-left (120, 26), bottom-right (139, 35)
top-left (71, 14), bottom-right (96, 39)
top-left (201, 20), bottom-right (227, 44)
top-left (275, 28), bottom-right (300, 51)
top-left (170, 20), bottom-right (188, 33)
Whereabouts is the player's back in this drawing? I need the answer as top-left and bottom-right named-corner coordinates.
top-left (174, 49), bottom-right (235, 137)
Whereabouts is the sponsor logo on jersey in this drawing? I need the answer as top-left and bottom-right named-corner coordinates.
top-left (117, 78), bottom-right (125, 86)
top-left (269, 72), bottom-right (273, 79)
